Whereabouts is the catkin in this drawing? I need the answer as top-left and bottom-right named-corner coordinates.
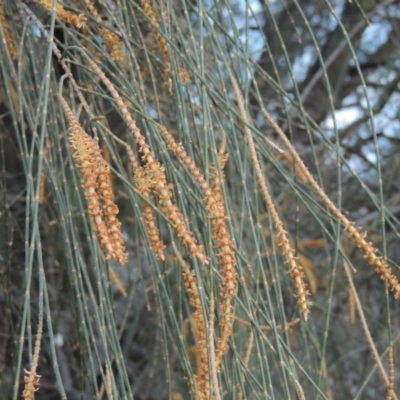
top-left (22, 302), bottom-right (44, 399)
top-left (83, 0), bottom-right (123, 61)
top-left (95, 153), bottom-right (128, 265)
top-left (107, 136), bottom-right (166, 261)
top-left (69, 121), bottom-right (113, 258)
top-left (173, 243), bottom-right (209, 399)
top-left (39, 0), bottom-right (87, 28)
top-left (59, 95), bottom-right (128, 264)
top-left (141, 0), bottom-right (172, 92)
top-left (134, 166), bottom-right (166, 261)
top-left (231, 76), bottom-right (311, 320)
top-left (22, 370), bottom-right (41, 400)
top-left (0, 1), bottom-right (17, 60)
top-left (209, 152), bottom-right (229, 205)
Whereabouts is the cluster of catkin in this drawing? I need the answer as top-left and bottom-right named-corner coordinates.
top-left (159, 124), bottom-right (237, 367)
top-left (261, 106), bottom-right (400, 301)
top-left (132, 136), bottom-right (210, 392)
top-left (59, 96), bottom-right (128, 265)
top-left (84, 59), bottom-right (236, 393)
top-left (86, 58), bottom-right (208, 265)
top-left (139, 158), bottom-right (207, 263)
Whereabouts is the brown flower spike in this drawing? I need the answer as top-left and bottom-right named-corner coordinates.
top-left (141, 0), bottom-right (172, 92)
top-left (39, 0), bottom-right (87, 28)
top-left (22, 370), bottom-right (41, 400)
top-left (158, 124), bottom-right (237, 366)
top-left (231, 75), bottom-right (311, 320)
top-left (59, 95), bottom-right (128, 264)
top-left (0, 1), bottom-right (17, 60)
top-left (134, 166), bottom-right (166, 261)
top-left (173, 243), bottom-right (209, 399)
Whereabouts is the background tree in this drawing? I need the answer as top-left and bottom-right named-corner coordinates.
top-left (1, 0), bottom-right (400, 399)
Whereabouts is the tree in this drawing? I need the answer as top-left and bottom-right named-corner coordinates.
top-left (1, 0), bottom-right (399, 399)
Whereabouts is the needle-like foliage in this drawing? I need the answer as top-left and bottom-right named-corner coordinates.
top-left (1, 1), bottom-right (400, 399)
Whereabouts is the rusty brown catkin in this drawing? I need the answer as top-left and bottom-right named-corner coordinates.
top-left (134, 166), bottom-right (166, 261)
top-left (158, 124), bottom-right (236, 366)
top-left (0, 1), bottom-right (17, 60)
top-left (140, 0), bottom-right (172, 92)
top-left (22, 370), bottom-right (41, 400)
top-left (231, 76), bottom-right (311, 320)
top-left (59, 95), bottom-right (128, 264)
top-left (94, 151), bottom-right (128, 265)
top-left (173, 243), bottom-right (209, 398)
top-left (38, 0), bottom-right (87, 28)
